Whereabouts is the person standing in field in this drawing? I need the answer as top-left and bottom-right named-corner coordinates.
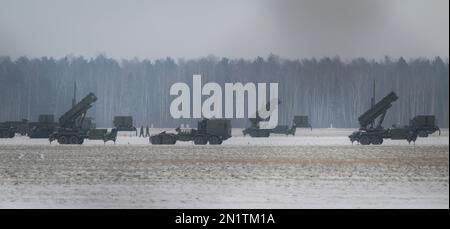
top-left (139, 125), bottom-right (144, 137)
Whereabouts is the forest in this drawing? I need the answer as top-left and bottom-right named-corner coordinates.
top-left (0, 55), bottom-right (448, 128)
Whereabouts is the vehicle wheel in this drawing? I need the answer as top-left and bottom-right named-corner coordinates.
top-left (194, 135), bottom-right (206, 145)
top-left (359, 135), bottom-right (371, 145)
top-left (69, 136), bottom-right (79, 144)
top-left (58, 136), bottom-right (68, 144)
top-left (208, 136), bottom-right (222, 145)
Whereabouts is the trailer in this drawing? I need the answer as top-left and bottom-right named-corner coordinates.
top-left (88, 128), bottom-right (118, 143)
top-left (150, 119), bottom-right (232, 145)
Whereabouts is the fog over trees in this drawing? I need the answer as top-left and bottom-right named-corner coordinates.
top-left (0, 55), bottom-right (448, 128)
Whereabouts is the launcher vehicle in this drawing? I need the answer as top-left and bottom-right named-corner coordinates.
top-left (49, 93), bottom-right (99, 144)
top-left (349, 91), bottom-right (440, 145)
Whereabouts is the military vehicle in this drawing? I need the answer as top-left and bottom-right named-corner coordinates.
top-left (0, 122), bottom-right (16, 138)
top-left (242, 101), bottom-right (311, 137)
top-left (88, 128), bottom-right (118, 143)
top-left (9, 119), bottom-right (29, 136)
top-left (243, 100), bottom-right (291, 137)
top-left (409, 115), bottom-right (440, 137)
top-left (243, 123), bottom-right (296, 137)
top-left (150, 119), bottom-right (232, 145)
top-left (49, 93), bottom-right (98, 144)
top-left (0, 115), bottom-right (58, 138)
top-left (88, 115), bottom-right (139, 143)
top-left (28, 115), bottom-right (58, 138)
top-left (349, 90), bottom-right (440, 145)
top-left (0, 119), bottom-right (29, 137)
top-left (113, 116), bottom-right (136, 131)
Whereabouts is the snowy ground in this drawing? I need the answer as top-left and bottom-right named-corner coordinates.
top-left (0, 129), bottom-right (448, 208)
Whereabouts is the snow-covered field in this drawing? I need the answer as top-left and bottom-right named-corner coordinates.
top-left (0, 129), bottom-right (448, 208)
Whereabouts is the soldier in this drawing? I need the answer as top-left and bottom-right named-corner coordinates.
top-left (139, 125), bottom-right (144, 137)
top-left (145, 125), bottom-right (150, 137)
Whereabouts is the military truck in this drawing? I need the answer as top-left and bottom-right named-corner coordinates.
top-left (409, 115), bottom-right (440, 137)
top-left (150, 119), bottom-right (232, 145)
top-left (349, 90), bottom-right (440, 145)
top-left (0, 115), bottom-right (58, 138)
top-left (0, 123), bottom-right (16, 138)
top-left (28, 115), bottom-right (58, 138)
top-left (49, 93), bottom-right (98, 144)
top-left (113, 116), bottom-right (136, 131)
top-left (0, 119), bottom-right (29, 137)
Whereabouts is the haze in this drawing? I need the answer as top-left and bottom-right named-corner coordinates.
top-left (0, 0), bottom-right (448, 60)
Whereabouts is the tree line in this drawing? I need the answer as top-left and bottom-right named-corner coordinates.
top-left (0, 55), bottom-right (448, 128)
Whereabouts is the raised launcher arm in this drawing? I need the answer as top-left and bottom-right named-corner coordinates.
top-left (358, 91), bottom-right (398, 130)
top-left (248, 99), bottom-right (281, 127)
top-left (59, 93), bottom-right (97, 130)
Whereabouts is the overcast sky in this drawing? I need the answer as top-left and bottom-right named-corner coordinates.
top-left (0, 0), bottom-right (448, 60)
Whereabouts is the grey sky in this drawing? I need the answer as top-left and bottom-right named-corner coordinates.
top-left (0, 0), bottom-right (448, 60)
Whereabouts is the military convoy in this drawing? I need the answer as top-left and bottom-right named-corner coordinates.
top-left (349, 91), bottom-right (440, 145)
top-left (0, 82), bottom-right (442, 145)
top-left (150, 119), bottom-right (232, 145)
